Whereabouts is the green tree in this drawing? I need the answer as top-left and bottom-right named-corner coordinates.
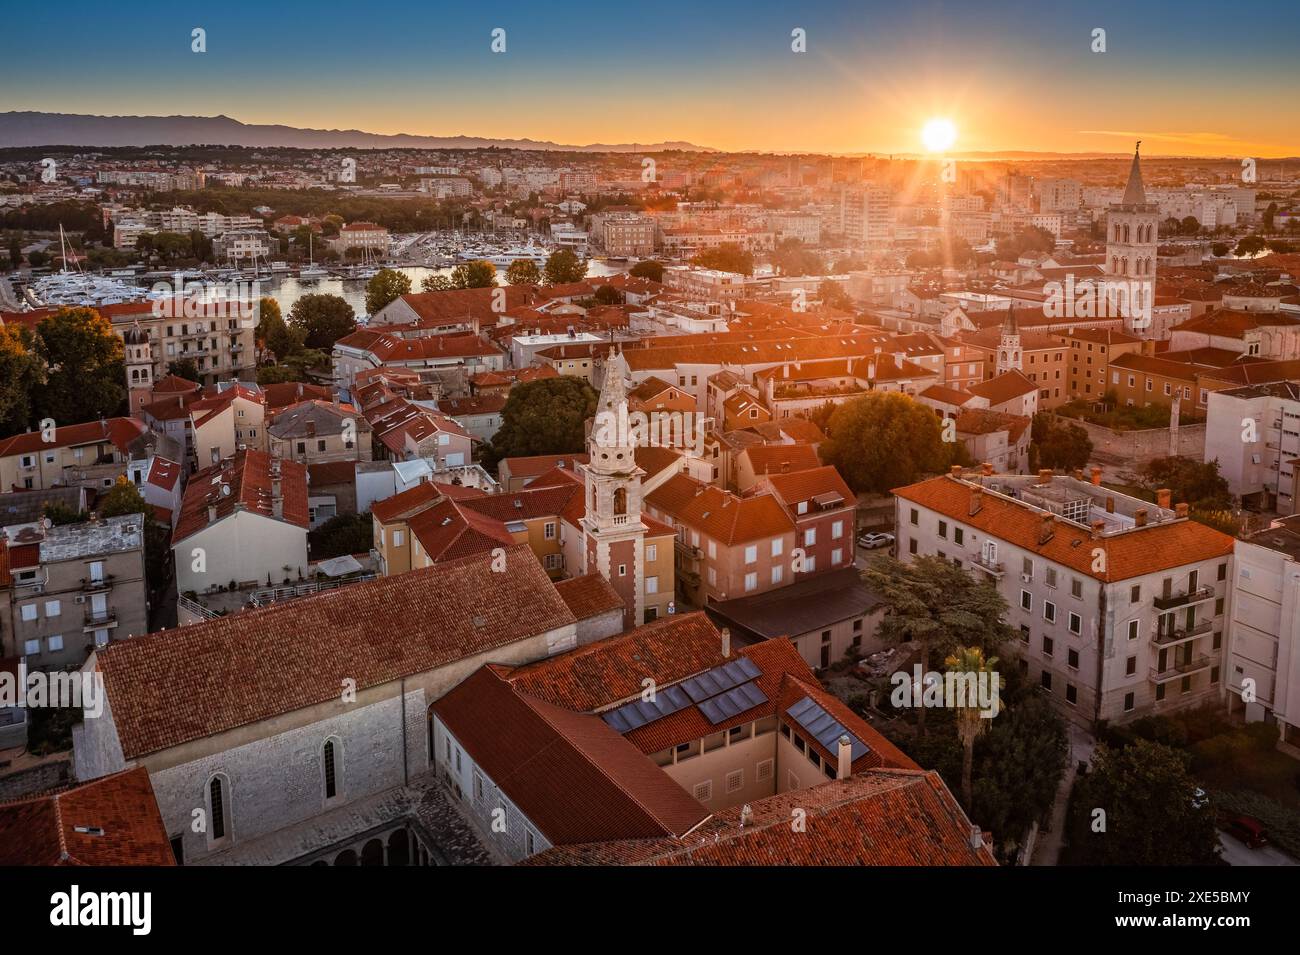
top-left (308, 512), bottom-right (374, 561)
top-left (288, 293), bottom-right (356, 351)
top-left (1136, 456), bottom-right (1232, 511)
top-left (1067, 740), bottom-right (1219, 865)
top-left (33, 307), bottom-right (125, 425)
top-left (770, 238), bottom-right (825, 276)
top-left (1211, 242), bottom-right (1230, 257)
top-left (821, 392), bottom-right (947, 493)
top-left (629, 259), bottom-right (665, 282)
top-left (819, 280), bottom-right (854, 312)
top-left (544, 248), bottom-right (587, 285)
top-left (505, 259), bottom-right (542, 286)
top-left (1031, 413), bottom-right (1093, 471)
top-left (1234, 234), bottom-right (1267, 257)
top-left (488, 377), bottom-right (598, 466)
top-left (864, 554), bottom-right (1015, 734)
top-left (255, 296), bottom-right (283, 349)
top-left (449, 260), bottom-right (497, 289)
top-left (167, 358), bottom-right (201, 382)
top-left (944, 646), bottom-right (1003, 808)
top-left (1264, 202), bottom-right (1278, 232)
top-left (420, 273), bottom-right (453, 292)
top-left (364, 268), bottom-right (411, 315)
top-left (27, 250), bottom-right (50, 269)
top-left (593, 284), bottom-right (624, 306)
top-left (43, 500), bottom-right (88, 526)
top-left (0, 324), bottom-right (41, 438)
top-left (691, 242), bottom-right (753, 276)
top-left (256, 364), bottom-right (301, 386)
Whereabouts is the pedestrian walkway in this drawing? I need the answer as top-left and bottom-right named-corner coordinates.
top-left (1030, 721), bottom-right (1096, 866)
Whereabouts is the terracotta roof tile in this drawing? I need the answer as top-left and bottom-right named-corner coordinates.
top-left (553, 574), bottom-right (625, 623)
top-left (173, 449), bottom-right (309, 542)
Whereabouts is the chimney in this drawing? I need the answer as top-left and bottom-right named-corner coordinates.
top-left (1090, 519), bottom-right (1105, 539)
top-left (969, 486), bottom-right (983, 516)
top-left (1073, 468), bottom-right (1084, 481)
top-left (1141, 339), bottom-right (1155, 356)
top-left (1105, 496), bottom-right (1115, 513)
top-left (1038, 469), bottom-right (1052, 484)
top-left (1090, 466), bottom-right (1102, 486)
top-left (837, 735), bottom-right (853, 780)
top-left (207, 504), bottom-right (217, 524)
top-left (1135, 508), bottom-right (1148, 527)
top-left (721, 627), bottom-right (731, 657)
top-left (969, 825), bottom-right (984, 850)
top-left (739, 803), bottom-right (754, 827)
top-left (981, 462), bottom-right (994, 476)
top-left (950, 465), bottom-right (962, 477)
top-left (1038, 513), bottom-right (1054, 545)
top-left (1175, 502), bottom-right (1189, 518)
top-left (1157, 488), bottom-right (1172, 510)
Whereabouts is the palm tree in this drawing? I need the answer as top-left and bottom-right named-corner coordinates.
top-left (944, 645), bottom-right (1004, 808)
top-left (862, 554), bottom-right (1013, 735)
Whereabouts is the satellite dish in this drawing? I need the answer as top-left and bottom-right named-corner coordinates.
top-left (42, 517), bottom-right (52, 529)
top-left (220, 484), bottom-right (232, 497)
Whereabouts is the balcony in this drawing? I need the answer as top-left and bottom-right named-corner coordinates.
top-left (1153, 619), bottom-right (1213, 647)
top-left (80, 575), bottom-right (114, 593)
top-left (674, 539), bottom-right (702, 561)
top-left (971, 554), bottom-right (1005, 577)
top-left (1153, 585), bottom-right (1215, 611)
top-left (83, 608), bottom-right (118, 631)
top-left (1150, 654), bottom-right (1213, 684)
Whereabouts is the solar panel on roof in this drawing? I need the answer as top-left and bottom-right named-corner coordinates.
top-left (786, 695), bottom-right (869, 761)
top-left (680, 657), bottom-right (761, 702)
top-left (601, 682), bottom-right (692, 733)
top-left (699, 680), bottom-right (769, 724)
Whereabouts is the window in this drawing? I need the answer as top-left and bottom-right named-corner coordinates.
top-left (1130, 585), bottom-right (1141, 603)
top-left (1022, 557), bottom-right (1033, 578)
top-left (1071, 578), bottom-right (1083, 599)
top-left (831, 548), bottom-right (843, 565)
top-left (473, 771), bottom-right (484, 801)
top-left (323, 739), bottom-right (339, 800)
top-left (938, 520), bottom-right (948, 539)
top-left (954, 528), bottom-right (964, 545)
top-left (908, 538), bottom-right (918, 555)
top-left (1043, 601), bottom-right (1056, 623)
top-left (725, 770), bottom-right (743, 794)
top-left (831, 520), bottom-right (844, 539)
top-left (909, 508), bottom-right (918, 526)
top-left (1218, 562), bottom-right (1227, 582)
top-left (771, 538), bottom-right (783, 557)
top-left (618, 564), bottom-right (626, 577)
top-left (756, 759), bottom-right (773, 781)
top-left (1068, 612), bottom-right (1081, 634)
top-left (1042, 635), bottom-right (1054, 657)
top-left (21, 604), bottom-right (37, 622)
top-left (392, 530), bottom-right (405, 547)
top-left (646, 544), bottom-right (657, 562)
top-left (744, 572), bottom-right (758, 592)
top-left (1019, 624), bottom-right (1030, 643)
top-left (1067, 648), bottom-right (1078, 670)
top-left (1020, 591), bottom-right (1032, 611)
top-left (693, 781), bottom-right (712, 802)
top-left (1040, 672), bottom-right (1052, 692)
top-left (1045, 567), bottom-right (1057, 588)
top-left (1215, 598), bottom-right (1224, 616)
top-left (744, 545), bottom-right (757, 564)
top-left (47, 634), bottom-right (63, 652)
top-left (771, 565), bottom-right (783, 585)
top-left (804, 528), bottom-right (816, 547)
top-left (1066, 684), bottom-right (1077, 705)
top-left (1126, 656), bottom-right (1136, 675)
top-left (24, 639), bottom-right (40, 655)
top-left (525, 828), bottom-right (537, 856)
top-left (209, 777), bottom-right (227, 841)
top-left (804, 556), bottom-right (816, 573)
top-left (1124, 692), bottom-right (1135, 712)
top-left (645, 575), bottom-right (659, 595)
top-left (797, 501), bottom-right (808, 515)
top-left (544, 522), bottom-right (556, 540)
top-left (1156, 683), bottom-right (1166, 701)
top-left (1127, 619), bottom-right (1139, 640)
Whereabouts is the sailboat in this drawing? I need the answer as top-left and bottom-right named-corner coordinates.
top-left (298, 232), bottom-right (328, 280)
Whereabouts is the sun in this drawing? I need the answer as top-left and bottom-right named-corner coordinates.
top-left (922, 117), bottom-right (957, 153)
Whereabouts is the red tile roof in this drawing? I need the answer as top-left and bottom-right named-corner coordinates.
top-left (0, 417), bottom-right (145, 459)
top-left (645, 474), bottom-right (794, 545)
top-left (408, 498), bottom-right (515, 563)
top-left (0, 768), bottom-right (175, 866)
top-left (174, 449), bottom-right (309, 542)
top-left (966, 370), bottom-right (1036, 405)
top-left (499, 453), bottom-right (589, 482)
top-left (553, 573), bottom-right (625, 622)
top-left (96, 545), bottom-right (573, 758)
top-left (739, 442), bottom-right (822, 478)
top-left (370, 480), bottom-right (445, 524)
top-left (524, 769), bottom-right (996, 866)
top-left (432, 667), bottom-right (710, 845)
top-left (894, 475), bottom-right (1234, 582)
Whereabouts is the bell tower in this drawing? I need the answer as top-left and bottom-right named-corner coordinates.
top-left (996, 305), bottom-right (1022, 374)
top-left (579, 348), bottom-right (647, 628)
top-left (1105, 142), bottom-right (1159, 334)
top-left (124, 321), bottom-right (155, 414)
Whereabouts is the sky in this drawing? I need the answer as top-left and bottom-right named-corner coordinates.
top-left (1, 0), bottom-right (1298, 157)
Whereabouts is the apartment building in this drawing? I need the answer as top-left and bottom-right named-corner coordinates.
top-left (894, 467), bottom-right (1235, 725)
top-left (589, 213), bottom-right (657, 257)
top-left (1205, 382), bottom-right (1300, 515)
top-left (1061, 328), bottom-right (1142, 399)
top-left (839, 184), bottom-right (892, 250)
top-left (661, 265), bottom-right (748, 302)
top-left (0, 418), bottom-right (146, 493)
top-left (267, 399), bottom-right (373, 467)
top-left (172, 449), bottom-right (310, 595)
top-left (329, 222), bottom-right (390, 256)
top-left (751, 466), bottom-right (857, 577)
top-left (0, 514), bottom-right (147, 669)
top-left (1225, 515), bottom-right (1300, 743)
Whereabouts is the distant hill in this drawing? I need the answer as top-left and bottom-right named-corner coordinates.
top-left (0, 111), bottom-right (716, 153)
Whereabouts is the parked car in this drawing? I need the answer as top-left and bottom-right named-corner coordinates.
top-left (858, 532), bottom-right (895, 549)
top-left (1191, 787), bottom-right (1208, 810)
top-left (1219, 813), bottom-right (1268, 849)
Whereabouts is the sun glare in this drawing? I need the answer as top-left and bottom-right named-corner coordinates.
top-left (922, 117), bottom-right (957, 153)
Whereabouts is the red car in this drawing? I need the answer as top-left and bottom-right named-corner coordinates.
top-left (1220, 814), bottom-right (1268, 849)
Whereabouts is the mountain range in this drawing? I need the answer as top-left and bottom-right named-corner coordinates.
top-left (0, 111), bottom-right (715, 153)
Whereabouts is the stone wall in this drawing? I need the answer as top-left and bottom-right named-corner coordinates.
top-left (1051, 414), bottom-right (1206, 468)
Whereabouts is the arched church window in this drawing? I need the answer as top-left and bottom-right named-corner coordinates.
top-left (614, 487), bottom-right (627, 515)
